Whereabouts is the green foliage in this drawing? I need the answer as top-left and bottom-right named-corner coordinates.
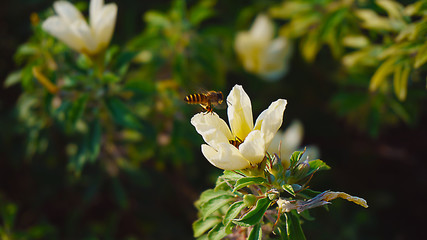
top-left (270, 0), bottom-right (427, 135)
top-left (193, 150), bottom-right (364, 239)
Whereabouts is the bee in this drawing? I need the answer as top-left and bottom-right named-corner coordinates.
top-left (229, 136), bottom-right (243, 149)
top-left (184, 91), bottom-right (224, 113)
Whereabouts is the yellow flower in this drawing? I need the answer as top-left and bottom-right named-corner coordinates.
top-left (235, 14), bottom-right (292, 81)
top-left (191, 85), bottom-right (287, 170)
top-left (42, 0), bottom-right (117, 55)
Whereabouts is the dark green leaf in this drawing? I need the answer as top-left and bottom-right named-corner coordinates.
top-left (105, 97), bottom-right (154, 137)
top-left (233, 197), bottom-right (271, 227)
top-left (112, 177), bottom-right (128, 209)
top-left (86, 119), bottom-right (101, 162)
top-left (233, 177), bottom-right (267, 192)
top-left (67, 94), bottom-right (88, 130)
top-left (285, 211), bottom-right (306, 240)
top-left (193, 216), bottom-right (221, 238)
top-left (223, 201), bottom-right (246, 233)
top-left (248, 223), bottom-right (262, 240)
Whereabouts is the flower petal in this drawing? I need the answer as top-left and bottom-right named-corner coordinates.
top-left (91, 3), bottom-right (117, 51)
top-left (254, 99), bottom-right (287, 149)
top-left (54, 1), bottom-right (84, 24)
top-left (90, 0), bottom-right (104, 26)
top-left (70, 19), bottom-right (97, 54)
top-left (202, 144), bottom-right (251, 170)
top-left (249, 14), bottom-right (274, 43)
top-left (42, 16), bottom-right (85, 52)
top-left (227, 85), bottom-right (253, 140)
top-left (191, 113), bottom-right (233, 148)
top-left (238, 130), bottom-right (266, 165)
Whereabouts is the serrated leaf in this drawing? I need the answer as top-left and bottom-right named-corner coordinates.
top-left (233, 177), bottom-right (267, 192)
top-left (248, 223), bottom-right (262, 240)
top-left (285, 211), bottom-right (306, 240)
top-left (4, 70), bottom-right (22, 88)
top-left (282, 184), bottom-right (295, 196)
top-left (233, 197), bottom-right (271, 227)
top-left (200, 195), bottom-right (235, 219)
top-left (193, 216), bottom-right (221, 238)
top-left (223, 201), bottom-right (246, 233)
top-left (207, 222), bottom-right (227, 240)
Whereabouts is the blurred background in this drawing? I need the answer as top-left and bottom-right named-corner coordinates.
top-left (1, 0), bottom-right (426, 239)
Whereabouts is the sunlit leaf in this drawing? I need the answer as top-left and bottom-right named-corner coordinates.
top-left (193, 216), bottom-right (221, 238)
top-left (233, 177), bottom-right (267, 192)
top-left (4, 70), bottom-right (22, 88)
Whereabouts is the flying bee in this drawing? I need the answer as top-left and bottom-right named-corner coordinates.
top-left (184, 91), bottom-right (224, 113)
top-left (229, 136), bottom-right (243, 149)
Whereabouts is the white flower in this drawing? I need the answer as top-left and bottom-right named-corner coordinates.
top-left (191, 85), bottom-right (287, 170)
top-left (42, 0), bottom-right (117, 55)
top-left (234, 14), bottom-right (292, 81)
top-left (267, 120), bottom-right (320, 169)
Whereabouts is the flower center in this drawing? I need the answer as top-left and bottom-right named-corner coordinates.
top-left (229, 136), bottom-right (243, 149)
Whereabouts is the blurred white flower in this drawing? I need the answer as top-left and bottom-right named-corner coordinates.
top-left (267, 120), bottom-right (320, 169)
top-left (234, 14), bottom-right (292, 81)
top-left (191, 85), bottom-right (287, 170)
top-left (42, 0), bottom-right (117, 55)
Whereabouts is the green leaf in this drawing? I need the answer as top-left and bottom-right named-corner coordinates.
top-left (306, 160), bottom-right (331, 176)
top-left (370, 57), bottom-right (399, 91)
top-left (86, 119), bottom-right (101, 162)
top-left (393, 60), bottom-right (410, 101)
top-left (112, 177), bottom-right (128, 209)
top-left (197, 189), bottom-right (235, 207)
top-left (233, 177), bottom-right (267, 192)
top-left (221, 170), bottom-right (245, 181)
top-left (207, 222), bottom-right (227, 240)
top-left (200, 195), bottom-right (235, 219)
top-left (248, 223), bottom-right (262, 240)
top-left (189, 0), bottom-right (216, 26)
top-left (233, 197), bottom-right (271, 227)
top-left (67, 94), bottom-right (88, 130)
top-left (414, 42), bottom-right (427, 68)
top-left (105, 97), bottom-right (154, 137)
top-left (223, 201), bottom-right (246, 233)
top-left (282, 184), bottom-right (296, 196)
top-left (4, 70), bottom-right (22, 88)
top-left (289, 151), bottom-right (304, 168)
top-left (285, 211), bottom-right (306, 240)
top-left (193, 216), bottom-right (221, 238)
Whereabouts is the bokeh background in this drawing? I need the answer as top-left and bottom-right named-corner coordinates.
top-left (1, 0), bottom-right (426, 239)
